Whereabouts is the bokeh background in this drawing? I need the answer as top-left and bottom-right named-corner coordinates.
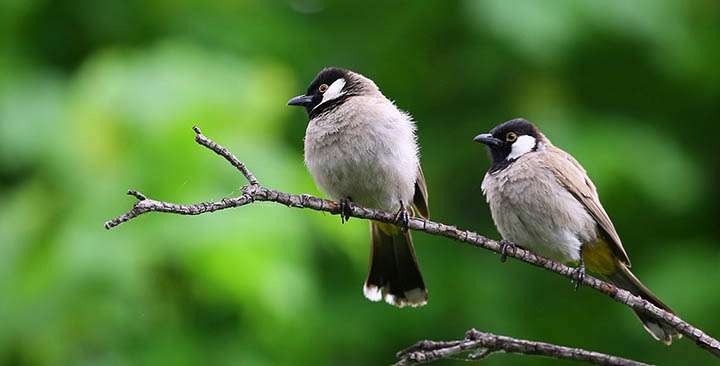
top-left (1, 1), bottom-right (718, 365)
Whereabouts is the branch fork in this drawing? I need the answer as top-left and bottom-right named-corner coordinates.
top-left (394, 329), bottom-right (652, 366)
top-left (104, 126), bottom-right (720, 364)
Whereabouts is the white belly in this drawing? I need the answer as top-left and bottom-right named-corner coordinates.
top-left (304, 97), bottom-right (418, 212)
top-left (482, 157), bottom-right (598, 263)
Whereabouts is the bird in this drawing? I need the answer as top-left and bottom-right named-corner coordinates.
top-left (474, 117), bottom-right (679, 344)
top-left (287, 67), bottom-right (430, 307)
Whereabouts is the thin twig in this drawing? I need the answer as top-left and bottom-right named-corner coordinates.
top-left (192, 125), bottom-right (259, 185)
top-left (394, 329), bottom-right (653, 366)
top-left (104, 126), bottom-right (720, 360)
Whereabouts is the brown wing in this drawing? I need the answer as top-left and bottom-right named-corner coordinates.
top-left (544, 145), bottom-right (631, 266)
top-left (412, 164), bottom-right (429, 219)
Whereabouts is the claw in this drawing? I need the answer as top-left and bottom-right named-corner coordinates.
top-left (572, 259), bottom-right (586, 291)
top-left (394, 200), bottom-right (410, 232)
top-left (498, 240), bottom-right (515, 263)
top-left (339, 197), bottom-right (353, 224)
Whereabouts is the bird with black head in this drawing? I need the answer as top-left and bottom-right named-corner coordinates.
top-left (288, 67), bottom-right (430, 308)
top-left (475, 118), bottom-right (679, 344)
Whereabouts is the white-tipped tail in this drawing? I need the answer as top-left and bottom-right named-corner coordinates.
top-left (383, 289), bottom-right (427, 308)
top-left (364, 283), bottom-right (427, 308)
top-left (384, 293), bottom-right (396, 306)
top-left (403, 288), bottom-right (428, 307)
top-left (365, 222), bottom-right (428, 308)
top-left (363, 284), bottom-right (382, 302)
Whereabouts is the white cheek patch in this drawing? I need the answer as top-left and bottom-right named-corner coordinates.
top-left (507, 135), bottom-right (536, 160)
top-left (315, 78), bottom-right (346, 109)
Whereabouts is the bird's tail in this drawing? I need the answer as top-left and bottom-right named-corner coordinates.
top-left (364, 222), bottom-right (427, 307)
top-left (607, 262), bottom-right (680, 344)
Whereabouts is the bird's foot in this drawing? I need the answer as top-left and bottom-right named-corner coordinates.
top-left (394, 200), bottom-right (410, 232)
top-left (571, 261), bottom-right (586, 291)
top-left (498, 240), bottom-right (515, 263)
top-left (339, 197), bottom-right (353, 224)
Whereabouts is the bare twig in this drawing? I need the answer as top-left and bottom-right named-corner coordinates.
top-left (104, 126), bottom-right (720, 361)
top-left (192, 125), bottom-right (259, 185)
top-left (394, 329), bottom-right (653, 366)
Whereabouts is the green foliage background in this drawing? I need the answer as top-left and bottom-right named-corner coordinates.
top-left (1, 1), bottom-right (718, 365)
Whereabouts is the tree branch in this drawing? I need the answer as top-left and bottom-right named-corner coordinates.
top-left (104, 126), bottom-right (720, 361)
top-left (394, 329), bottom-right (652, 366)
top-left (192, 126), bottom-right (259, 185)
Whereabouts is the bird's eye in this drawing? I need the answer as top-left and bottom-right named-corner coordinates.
top-left (506, 132), bottom-right (518, 142)
top-left (319, 84), bottom-right (329, 93)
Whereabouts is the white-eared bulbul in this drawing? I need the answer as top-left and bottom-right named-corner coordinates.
top-left (288, 67), bottom-right (429, 307)
top-left (475, 118), bottom-right (679, 344)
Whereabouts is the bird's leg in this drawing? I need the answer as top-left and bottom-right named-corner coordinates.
top-left (339, 197), bottom-right (353, 224)
top-left (498, 239), bottom-right (515, 263)
top-left (572, 257), bottom-right (586, 291)
top-left (394, 200), bottom-right (410, 232)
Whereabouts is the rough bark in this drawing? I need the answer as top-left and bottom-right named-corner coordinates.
top-left (394, 329), bottom-right (653, 366)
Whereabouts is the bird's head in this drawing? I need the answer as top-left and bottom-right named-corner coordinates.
top-left (287, 67), bottom-right (376, 118)
top-left (474, 118), bottom-right (544, 171)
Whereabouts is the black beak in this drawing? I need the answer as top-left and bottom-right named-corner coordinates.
top-left (473, 133), bottom-right (503, 146)
top-left (287, 95), bottom-right (313, 106)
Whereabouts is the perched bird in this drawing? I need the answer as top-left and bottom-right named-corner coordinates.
top-left (287, 67), bottom-right (430, 307)
top-left (474, 118), bottom-right (679, 344)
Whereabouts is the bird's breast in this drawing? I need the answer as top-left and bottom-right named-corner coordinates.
top-left (303, 99), bottom-right (418, 211)
top-left (482, 156), bottom-right (598, 263)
